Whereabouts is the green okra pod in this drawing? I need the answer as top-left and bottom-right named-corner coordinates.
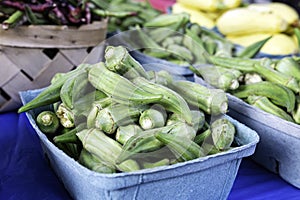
top-left (115, 124), bottom-right (143, 145)
top-left (247, 95), bottom-right (294, 122)
top-left (139, 108), bottom-right (167, 130)
top-left (182, 32), bottom-right (206, 64)
top-left (77, 128), bottom-right (139, 172)
top-left (194, 129), bottom-right (211, 145)
top-left (78, 149), bottom-right (116, 174)
top-left (94, 103), bottom-right (146, 134)
top-left (88, 62), bottom-right (163, 105)
top-left (165, 78), bottom-right (228, 115)
top-left (117, 124), bottom-right (179, 163)
top-left (167, 110), bottom-right (205, 134)
top-left (253, 63), bottom-right (300, 94)
top-left (142, 158), bottom-right (170, 169)
top-left (105, 46), bottom-right (149, 79)
top-left (208, 55), bottom-right (258, 72)
top-left (36, 111), bottom-right (60, 136)
top-left (166, 44), bottom-right (194, 63)
top-left (56, 103), bottom-right (75, 128)
top-left (18, 64), bottom-right (90, 113)
top-left (86, 97), bottom-right (113, 128)
top-left (155, 132), bottom-right (205, 162)
top-left (274, 57), bottom-right (300, 81)
top-left (292, 99), bottom-right (300, 124)
top-left (210, 118), bottom-right (235, 150)
top-left (203, 36), bottom-right (217, 55)
top-left (144, 13), bottom-right (189, 31)
top-left (230, 81), bottom-right (296, 112)
top-left (2, 10), bottom-right (23, 30)
top-left (131, 76), bottom-right (193, 124)
top-left (53, 123), bottom-right (86, 144)
top-left (192, 65), bottom-right (240, 91)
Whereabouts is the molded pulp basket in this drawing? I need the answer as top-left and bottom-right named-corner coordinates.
top-left (20, 88), bottom-right (259, 200)
top-left (194, 75), bottom-right (300, 189)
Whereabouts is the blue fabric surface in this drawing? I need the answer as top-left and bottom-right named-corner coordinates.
top-left (0, 112), bottom-right (299, 200)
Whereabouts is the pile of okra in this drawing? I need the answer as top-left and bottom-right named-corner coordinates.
top-left (18, 45), bottom-right (238, 173)
top-left (0, 0), bottom-right (160, 29)
top-left (121, 12), bottom-right (270, 67)
top-left (131, 12), bottom-right (300, 125)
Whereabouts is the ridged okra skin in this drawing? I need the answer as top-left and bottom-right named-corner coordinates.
top-left (78, 149), bottom-right (116, 174)
top-left (247, 95), bottom-right (294, 122)
top-left (94, 103), bottom-right (146, 134)
top-left (115, 124), bottom-right (143, 145)
top-left (104, 46), bottom-right (149, 79)
top-left (274, 57), bottom-right (300, 81)
top-left (155, 132), bottom-right (205, 162)
top-left (76, 128), bottom-right (139, 172)
top-left (88, 62), bottom-right (163, 105)
top-left (18, 64), bottom-right (90, 113)
top-left (171, 80), bottom-right (228, 115)
top-left (210, 118), bottom-right (235, 151)
top-left (231, 81), bottom-right (296, 112)
top-left (131, 76), bottom-right (193, 124)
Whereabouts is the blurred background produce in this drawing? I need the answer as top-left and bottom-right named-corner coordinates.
top-left (170, 0), bottom-right (300, 56)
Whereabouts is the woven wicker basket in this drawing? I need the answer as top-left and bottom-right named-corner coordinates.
top-left (0, 19), bottom-right (108, 112)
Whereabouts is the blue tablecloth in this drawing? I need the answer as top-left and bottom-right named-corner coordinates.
top-left (0, 111), bottom-right (299, 200)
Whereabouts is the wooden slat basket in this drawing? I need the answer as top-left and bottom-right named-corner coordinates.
top-left (0, 19), bottom-right (108, 112)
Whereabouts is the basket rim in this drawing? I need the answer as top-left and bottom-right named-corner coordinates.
top-left (0, 19), bottom-right (108, 48)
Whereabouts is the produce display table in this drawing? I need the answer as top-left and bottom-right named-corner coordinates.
top-left (0, 111), bottom-right (299, 199)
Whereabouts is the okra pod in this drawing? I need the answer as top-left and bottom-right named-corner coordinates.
top-left (166, 44), bottom-right (194, 63)
top-left (231, 81), bottom-right (296, 112)
top-left (274, 57), bottom-right (300, 81)
top-left (115, 124), bottom-right (143, 145)
top-left (247, 95), bottom-right (294, 122)
top-left (88, 62), bottom-right (163, 105)
top-left (192, 64), bottom-right (240, 91)
top-left (94, 103), bottom-right (146, 134)
top-left (76, 129), bottom-right (121, 168)
top-left (78, 149), bottom-right (116, 173)
top-left (165, 79), bottom-right (228, 115)
top-left (292, 100), bottom-right (300, 124)
top-left (144, 13), bottom-right (189, 31)
top-left (18, 65), bottom-right (89, 113)
top-left (142, 158), bottom-right (170, 169)
top-left (253, 63), bottom-right (300, 94)
top-left (131, 76), bottom-right (192, 124)
top-left (2, 10), bottom-right (23, 29)
top-left (194, 129), bottom-right (211, 145)
top-left (210, 118), bottom-right (235, 150)
top-left (53, 123), bottom-right (86, 144)
top-left (208, 56), bottom-right (257, 72)
top-left (36, 111), bottom-right (60, 136)
top-left (105, 46), bottom-right (149, 79)
top-left (86, 97), bottom-right (113, 128)
top-left (167, 110), bottom-right (205, 134)
top-left (56, 103), bottom-right (75, 128)
top-left (117, 124), bottom-right (178, 163)
top-left (139, 108), bottom-right (166, 130)
top-left (155, 132), bottom-right (205, 162)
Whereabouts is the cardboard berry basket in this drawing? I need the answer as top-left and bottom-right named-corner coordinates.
top-left (20, 88), bottom-right (259, 200)
top-left (0, 19), bottom-right (107, 113)
top-left (194, 74), bottom-right (300, 189)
